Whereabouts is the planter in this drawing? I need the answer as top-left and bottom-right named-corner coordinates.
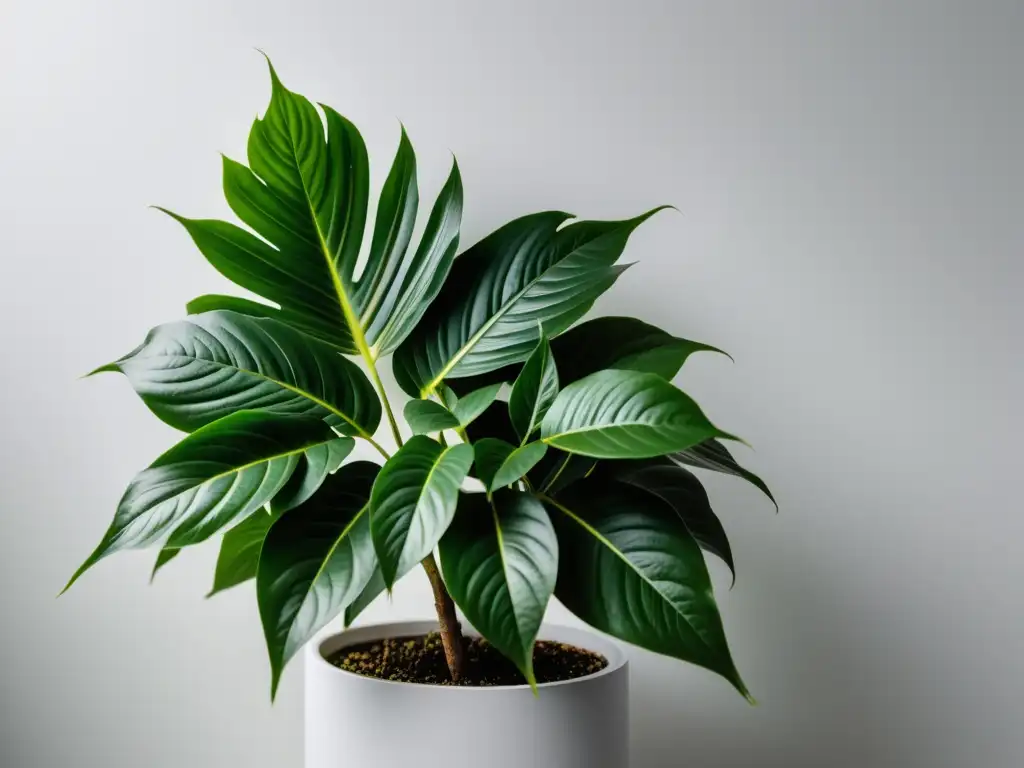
top-left (305, 620), bottom-right (630, 768)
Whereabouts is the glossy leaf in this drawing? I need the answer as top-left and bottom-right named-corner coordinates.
top-left (257, 461), bottom-right (380, 697)
top-left (451, 383), bottom-right (503, 427)
top-left (508, 333), bottom-right (559, 442)
top-left (404, 400), bottom-right (460, 435)
top-left (98, 310), bottom-right (381, 437)
top-left (163, 59), bottom-right (462, 360)
top-left (613, 462), bottom-right (735, 581)
top-left (208, 507), bottom-right (279, 597)
top-left (394, 208), bottom-right (666, 397)
top-left (65, 412), bottom-right (337, 591)
top-left (369, 436), bottom-right (475, 588)
top-left (440, 491), bottom-right (557, 687)
top-left (673, 439), bottom-right (776, 509)
top-left (541, 370), bottom-right (734, 459)
top-left (269, 436), bottom-right (354, 514)
top-left (474, 438), bottom-right (548, 492)
top-left (544, 481), bottom-right (749, 698)
top-left (344, 564), bottom-right (387, 628)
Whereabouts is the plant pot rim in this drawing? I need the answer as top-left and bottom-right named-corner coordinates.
top-left (309, 619), bottom-right (629, 692)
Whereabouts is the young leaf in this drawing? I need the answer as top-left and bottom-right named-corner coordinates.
top-left (150, 546), bottom-right (181, 582)
top-left (394, 209), bottom-right (667, 397)
top-left (544, 481), bottom-right (750, 699)
top-left (451, 382), bottom-right (503, 428)
top-left (404, 400), bottom-right (460, 435)
top-left (613, 462), bottom-right (735, 582)
top-left (369, 436), bottom-right (475, 588)
top-left (672, 439), bottom-right (776, 509)
top-left (99, 311), bottom-right (381, 437)
top-left (440, 491), bottom-right (557, 688)
top-left (257, 462), bottom-right (380, 698)
top-left (508, 333), bottom-right (559, 442)
top-left (64, 412), bottom-right (338, 591)
top-left (541, 370), bottom-right (734, 459)
top-left (474, 438), bottom-right (549, 492)
top-left (208, 507), bottom-right (279, 597)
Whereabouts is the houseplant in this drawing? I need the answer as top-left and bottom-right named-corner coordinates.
top-left (64, 58), bottom-right (774, 767)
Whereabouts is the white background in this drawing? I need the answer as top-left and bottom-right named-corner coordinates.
top-left (2, 1), bottom-right (1021, 766)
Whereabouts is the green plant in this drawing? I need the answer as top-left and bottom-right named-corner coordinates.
top-left (65, 59), bottom-right (774, 701)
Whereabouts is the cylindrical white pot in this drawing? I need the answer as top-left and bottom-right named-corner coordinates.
top-left (305, 620), bottom-right (629, 768)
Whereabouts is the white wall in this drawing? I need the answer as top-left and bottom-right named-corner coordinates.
top-left (2, 1), bottom-right (1021, 766)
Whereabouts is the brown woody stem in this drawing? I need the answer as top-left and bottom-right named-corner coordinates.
top-left (422, 553), bottom-right (465, 682)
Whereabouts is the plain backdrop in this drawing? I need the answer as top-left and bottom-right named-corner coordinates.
top-left (2, 1), bottom-right (1021, 766)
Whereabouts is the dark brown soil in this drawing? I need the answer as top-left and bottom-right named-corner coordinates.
top-left (328, 632), bottom-right (608, 687)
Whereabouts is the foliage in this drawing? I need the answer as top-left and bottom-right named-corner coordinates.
top-left (66, 58), bottom-right (773, 701)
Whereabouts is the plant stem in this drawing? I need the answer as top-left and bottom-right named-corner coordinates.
top-left (365, 359), bottom-right (404, 449)
top-left (422, 553), bottom-right (465, 682)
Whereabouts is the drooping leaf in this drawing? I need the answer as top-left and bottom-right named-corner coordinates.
top-left (344, 564), bottom-right (387, 628)
top-left (541, 370), bottom-right (734, 459)
top-left (257, 461), bottom-right (380, 697)
top-left (440, 491), bottom-right (557, 687)
top-left (208, 507), bottom-right (279, 597)
top-left (269, 436), bottom-right (354, 514)
top-left (98, 311), bottom-right (381, 437)
top-left (163, 60), bottom-right (462, 361)
top-left (508, 333), bottom-right (559, 442)
top-left (550, 316), bottom-right (727, 385)
top-left (613, 462), bottom-right (735, 581)
top-left (672, 439), bottom-right (776, 509)
top-left (404, 400), bottom-right (460, 435)
top-left (473, 438), bottom-right (548, 492)
top-left (369, 436), bottom-right (475, 588)
top-left (150, 546), bottom-right (181, 582)
top-left (64, 412), bottom-right (337, 591)
top-left (394, 208), bottom-right (667, 397)
top-left (451, 383), bottom-right (503, 427)
top-left (544, 481), bottom-right (750, 699)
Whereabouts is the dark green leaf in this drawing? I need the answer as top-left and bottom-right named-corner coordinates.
top-left (344, 564), bottom-right (387, 628)
top-left (452, 383), bottom-right (503, 427)
top-left (508, 333), bottom-right (559, 442)
top-left (394, 209), bottom-right (667, 397)
top-left (64, 412), bottom-right (337, 591)
top-left (270, 437), bottom-right (354, 514)
top-left (440, 491), bottom-right (557, 687)
top-left (544, 481), bottom-right (750, 699)
top-left (541, 370), bottom-right (734, 459)
top-left (257, 461), bottom-right (380, 697)
top-left (473, 438), bottom-right (549, 492)
top-left (100, 310), bottom-right (381, 437)
top-left (370, 436), bottom-right (475, 588)
top-left (672, 439), bottom-right (776, 509)
top-left (208, 507), bottom-right (279, 597)
top-left (404, 400), bottom-right (460, 435)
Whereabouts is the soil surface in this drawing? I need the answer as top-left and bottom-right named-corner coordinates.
top-left (328, 632), bottom-right (608, 687)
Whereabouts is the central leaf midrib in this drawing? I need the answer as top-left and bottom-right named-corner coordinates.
top-left (395, 445), bottom-right (457, 570)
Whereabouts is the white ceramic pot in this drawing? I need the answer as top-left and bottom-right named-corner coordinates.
top-left (305, 620), bottom-right (629, 768)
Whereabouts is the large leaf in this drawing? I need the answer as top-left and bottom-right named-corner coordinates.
top-left (508, 333), bottom-right (559, 442)
top-left (257, 461), bottom-right (380, 697)
top-left (98, 311), bottom-right (380, 437)
top-left (673, 439), bottom-right (776, 509)
top-left (164, 59), bottom-right (462, 360)
top-left (394, 208), bottom-right (666, 397)
top-left (208, 507), bottom-right (280, 597)
top-left (613, 462), bottom-right (735, 581)
top-left (544, 481), bottom-right (750, 699)
top-left (369, 436), bottom-right (475, 588)
top-left (440, 491), bottom-right (557, 687)
top-left (550, 316), bottom-right (726, 385)
top-left (541, 370), bottom-right (734, 459)
top-left (473, 438), bottom-right (549, 492)
top-left (270, 436), bottom-right (354, 514)
top-left (64, 412), bottom-right (336, 591)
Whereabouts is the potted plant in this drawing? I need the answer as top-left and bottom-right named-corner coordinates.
top-left (63, 58), bottom-right (774, 768)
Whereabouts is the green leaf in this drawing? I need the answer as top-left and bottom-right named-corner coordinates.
top-left (473, 438), bottom-right (549, 492)
top-left (369, 436), bottom-right (475, 588)
top-left (543, 481), bottom-right (749, 699)
top-left (186, 294), bottom-right (282, 321)
top-left (163, 60), bottom-right (462, 361)
top-left (672, 439), bottom-right (777, 509)
top-left (550, 316), bottom-right (727, 385)
top-left (150, 546), bottom-right (181, 582)
top-left (532, 450), bottom-right (596, 495)
top-left (64, 412), bottom-right (337, 591)
top-left (257, 461), bottom-right (380, 698)
top-left (101, 310), bottom-right (381, 437)
top-left (440, 491), bottom-right (557, 687)
top-left (452, 383), bottom-right (503, 427)
top-left (344, 564), bottom-right (387, 627)
top-left (208, 507), bottom-right (279, 597)
top-left (404, 400), bottom-right (460, 435)
top-left (508, 333), bottom-right (559, 442)
top-left (270, 437), bottom-right (354, 514)
top-left (541, 370), bottom-right (734, 459)
top-left (613, 462), bottom-right (735, 581)
top-left (394, 208), bottom-right (667, 397)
